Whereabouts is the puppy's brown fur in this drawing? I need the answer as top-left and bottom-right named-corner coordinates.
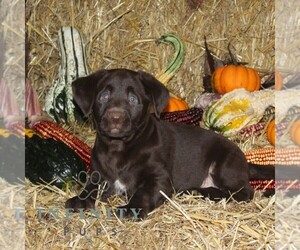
top-left (66, 69), bottom-right (255, 218)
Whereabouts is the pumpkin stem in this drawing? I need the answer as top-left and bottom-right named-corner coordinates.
top-left (228, 43), bottom-right (238, 66)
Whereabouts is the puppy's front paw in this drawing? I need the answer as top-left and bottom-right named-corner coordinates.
top-left (99, 189), bottom-right (114, 202)
top-left (65, 196), bottom-right (95, 212)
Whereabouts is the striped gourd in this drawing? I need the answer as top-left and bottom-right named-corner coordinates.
top-left (155, 33), bottom-right (185, 86)
top-left (44, 27), bottom-right (89, 124)
top-left (203, 89), bottom-right (274, 136)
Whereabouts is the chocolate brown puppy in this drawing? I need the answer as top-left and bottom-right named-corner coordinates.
top-left (66, 69), bottom-right (267, 219)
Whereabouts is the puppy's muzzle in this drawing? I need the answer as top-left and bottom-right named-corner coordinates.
top-left (101, 107), bottom-right (131, 135)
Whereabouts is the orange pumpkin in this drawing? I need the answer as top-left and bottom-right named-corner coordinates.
top-left (163, 97), bottom-right (189, 112)
top-left (275, 71), bottom-right (283, 91)
top-left (212, 65), bottom-right (260, 94)
top-left (267, 119), bottom-right (275, 146)
top-left (290, 120), bottom-right (300, 146)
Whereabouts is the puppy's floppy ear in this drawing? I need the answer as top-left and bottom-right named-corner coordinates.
top-left (72, 70), bottom-right (108, 116)
top-left (138, 70), bottom-right (170, 117)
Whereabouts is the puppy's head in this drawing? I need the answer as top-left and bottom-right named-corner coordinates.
top-left (72, 69), bottom-right (169, 139)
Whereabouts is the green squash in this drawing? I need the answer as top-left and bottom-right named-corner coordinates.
top-left (25, 133), bottom-right (86, 189)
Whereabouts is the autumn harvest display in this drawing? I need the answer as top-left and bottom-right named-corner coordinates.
top-left (0, 0), bottom-right (297, 249)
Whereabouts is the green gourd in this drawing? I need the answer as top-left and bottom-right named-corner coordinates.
top-left (25, 132), bottom-right (86, 189)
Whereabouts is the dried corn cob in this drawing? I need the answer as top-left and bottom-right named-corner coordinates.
top-left (249, 180), bottom-right (275, 190)
top-left (259, 105), bottom-right (275, 122)
top-left (233, 106), bottom-right (274, 140)
top-left (235, 122), bottom-right (266, 139)
top-left (32, 120), bottom-right (91, 168)
top-left (276, 122), bottom-right (289, 137)
top-left (281, 105), bottom-right (300, 123)
top-left (7, 121), bottom-right (25, 137)
top-left (245, 147), bottom-right (275, 165)
top-left (233, 106), bottom-right (275, 140)
top-left (274, 147), bottom-right (300, 165)
top-left (276, 180), bottom-right (300, 190)
top-left (249, 180), bottom-right (300, 192)
top-left (245, 147), bottom-right (300, 165)
top-left (160, 108), bottom-right (203, 126)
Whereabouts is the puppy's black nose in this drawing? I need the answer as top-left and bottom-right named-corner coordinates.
top-left (107, 108), bottom-right (126, 123)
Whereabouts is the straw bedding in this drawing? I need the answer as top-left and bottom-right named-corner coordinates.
top-left (0, 179), bottom-right (25, 250)
top-left (25, 180), bottom-right (275, 249)
top-left (16, 0), bottom-right (298, 249)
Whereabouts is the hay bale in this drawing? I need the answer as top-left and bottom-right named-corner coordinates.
top-left (27, 0), bottom-right (274, 106)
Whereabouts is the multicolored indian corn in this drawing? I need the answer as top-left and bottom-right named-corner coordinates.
top-left (236, 122), bottom-right (266, 139)
top-left (245, 147), bottom-right (300, 165)
top-left (160, 108), bottom-right (203, 126)
top-left (32, 120), bottom-right (92, 169)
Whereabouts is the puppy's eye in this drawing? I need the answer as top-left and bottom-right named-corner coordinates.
top-left (128, 92), bottom-right (138, 105)
top-left (99, 90), bottom-right (110, 103)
